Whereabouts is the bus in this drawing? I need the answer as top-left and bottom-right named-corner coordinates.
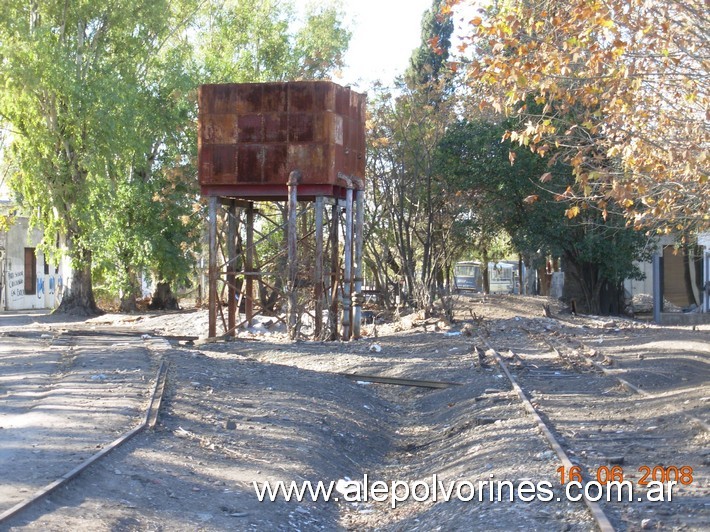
top-left (488, 262), bottom-right (516, 294)
top-left (453, 261), bottom-right (482, 292)
top-left (454, 261), bottom-right (517, 294)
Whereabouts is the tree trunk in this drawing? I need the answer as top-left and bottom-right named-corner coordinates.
top-left (119, 269), bottom-right (141, 313)
top-left (384, 249), bottom-right (400, 274)
top-left (524, 256), bottom-right (536, 295)
top-left (589, 276), bottom-right (603, 315)
top-left (149, 282), bottom-right (180, 310)
top-left (119, 294), bottom-right (138, 313)
top-left (538, 265), bottom-right (551, 296)
top-left (54, 246), bottom-right (102, 316)
top-left (564, 255), bottom-right (603, 315)
top-left (482, 250), bottom-right (490, 294)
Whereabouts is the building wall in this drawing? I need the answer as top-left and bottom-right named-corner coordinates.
top-left (700, 232), bottom-right (710, 312)
top-left (1, 216), bottom-right (67, 311)
top-left (623, 260), bottom-right (654, 299)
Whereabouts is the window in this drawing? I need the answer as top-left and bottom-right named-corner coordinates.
top-left (24, 247), bottom-right (36, 295)
top-left (489, 265), bottom-right (513, 282)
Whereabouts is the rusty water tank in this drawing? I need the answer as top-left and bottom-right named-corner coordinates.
top-left (198, 81), bottom-right (366, 200)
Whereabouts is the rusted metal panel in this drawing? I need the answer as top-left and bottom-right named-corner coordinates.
top-left (202, 183), bottom-right (347, 201)
top-left (198, 81), bottom-right (366, 198)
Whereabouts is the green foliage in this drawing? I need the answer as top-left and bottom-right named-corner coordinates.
top-left (364, 1), bottom-right (457, 311)
top-left (406, 0), bottom-right (453, 87)
top-left (435, 119), bottom-right (534, 262)
top-left (436, 117), bottom-right (653, 310)
top-left (0, 0), bottom-right (350, 311)
top-left (293, 3), bottom-right (352, 80)
top-left (451, 0), bottom-right (710, 232)
top-left (0, 212), bottom-right (14, 233)
top-left (198, 0), bottom-right (350, 82)
top-left (1, 0), bottom-right (186, 250)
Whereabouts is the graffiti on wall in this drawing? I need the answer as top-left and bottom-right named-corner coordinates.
top-left (8, 270), bottom-right (24, 301)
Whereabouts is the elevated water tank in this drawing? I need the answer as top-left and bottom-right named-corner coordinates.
top-left (198, 81), bottom-right (366, 200)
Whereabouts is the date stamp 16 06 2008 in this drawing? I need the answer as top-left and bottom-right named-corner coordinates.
top-left (557, 465), bottom-right (694, 502)
top-left (558, 465), bottom-right (695, 487)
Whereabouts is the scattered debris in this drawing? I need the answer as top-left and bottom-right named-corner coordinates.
top-left (461, 323), bottom-right (475, 336)
top-left (641, 518), bottom-right (655, 530)
top-left (535, 450), bottom-right (556, 461)
top-left (339, 373), bottom-right (461, 389)
top-left (2, 295), bottom-right (706, 530)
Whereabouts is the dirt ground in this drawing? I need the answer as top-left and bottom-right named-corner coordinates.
top-left (0, 295), bottom-right (708, 531)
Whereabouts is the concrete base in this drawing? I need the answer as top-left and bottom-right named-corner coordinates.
top-left (659, 312), bottom-right (710, 325)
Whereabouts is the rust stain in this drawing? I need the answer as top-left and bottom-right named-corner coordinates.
top-left (198, 81), bottom-right (366, 195)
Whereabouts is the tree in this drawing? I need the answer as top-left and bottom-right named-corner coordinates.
top-left (198, 0), bottom-right (350, 82)
top-left (292, 4), bottom-right (352, 80)
top-left (0, 0), bottom-right (201, 315)
top-left (437, 117), bottom-right (653, 313)
top-left (365, 1), bottom-right (457, 313)
top-left (0, 0), bottom-right (351, 314)
top-left (446, 0), bottom-right (709, 233)
top-left (435, 119), bottom-right (527, 293)
top-left (87, 19), bottom-right (200, 312)
top-left (92, 157), bottom-right (200, 312)
top-left (406, 0), bottom-right (454, 87)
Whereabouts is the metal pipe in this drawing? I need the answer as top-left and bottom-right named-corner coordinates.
top-left (352, 181), bottom-right (364, 339)
top-left (208, 196), bottom-right (218, 338)
top-left (653, 252), bottom-right (663, 324)
top-left (287, 170), bottom-right (301, 340)
top-left (227, 200), bottom-right (237, 334)
top-left (341, 184), bottom-right (353, 340)
top-left (329, 202), bottom-right (339, 340)
top-left (246, 203), bottom-right (255, 327)
top-left (314, 196), bottom-right (324, 339)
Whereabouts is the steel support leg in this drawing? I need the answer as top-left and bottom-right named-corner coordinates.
top-left (329, 202), bottom-right (340, 340)
top-left (352, 185), bottom-right (364, 339)
top-left (653, 252), bottom-right (663, 324)
top-left (287, 171), bottom-right (300, 340)
top-left (227, 199), bottom-right (237, 335)
top-left (314, 196), bottom-right (325, 339)
top-left (208, 196), bottom-right (218, 338)
top-left (342, 186), bottom-right (353, 340)
top-left (246, 203), bottom-right (255, 327)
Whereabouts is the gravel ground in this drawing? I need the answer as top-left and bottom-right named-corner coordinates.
top-left (0, 295), bottom-right (707, 531)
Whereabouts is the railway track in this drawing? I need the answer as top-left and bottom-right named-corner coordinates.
top-left (1, 307), bottom-right (707, 530)
top-left (0, 331), bottom-right (169, 527)
top-left (481, 323), bottom-right (710, 531)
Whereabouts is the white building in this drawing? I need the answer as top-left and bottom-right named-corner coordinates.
top-left (0, 200), bottom-right (69, 311)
